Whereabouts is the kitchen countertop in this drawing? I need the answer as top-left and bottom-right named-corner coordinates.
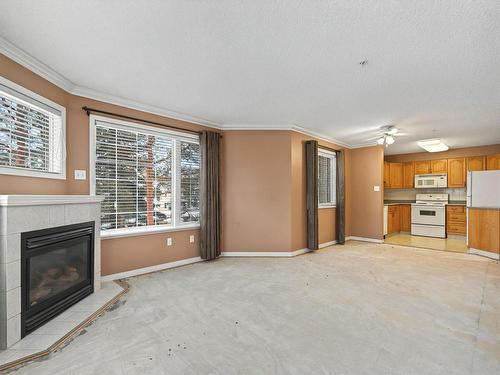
top-left (384, 200), bottom-right (467, 206)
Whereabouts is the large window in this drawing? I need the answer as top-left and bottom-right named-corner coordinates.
top-left (318, 150), bottom-right (336, 207)
top-left (0, 77), bottom-right (65, 179)
top-left (91, 116), bottom-right (200, 234)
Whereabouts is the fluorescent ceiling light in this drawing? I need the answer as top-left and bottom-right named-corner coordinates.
top-left (417, 139), bottom-right (449, 152)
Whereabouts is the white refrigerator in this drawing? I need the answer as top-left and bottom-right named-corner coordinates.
top-left (466, 170), bottom-right (500, 208)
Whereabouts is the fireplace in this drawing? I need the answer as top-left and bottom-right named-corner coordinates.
top-left (21, 222), bottom-right (95, 337)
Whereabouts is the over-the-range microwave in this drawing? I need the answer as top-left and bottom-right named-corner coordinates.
top-left (415, 174), bottom-right (447, 188)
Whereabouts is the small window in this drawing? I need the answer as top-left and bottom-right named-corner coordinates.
top-left (0, 77), bottom-right (65, 179)
top-left (318, 150), bottom-right (336, 207)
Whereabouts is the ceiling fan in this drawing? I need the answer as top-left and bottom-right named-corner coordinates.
top-left (376, 125), bottom-right (401, 147)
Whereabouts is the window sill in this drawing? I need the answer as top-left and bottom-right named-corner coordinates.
top-left (101, 223), bottom-right (200, 240)
top-left (319, 205), bottom-right (336, 209)
top-left (0, 166), bottom-right (66, 180)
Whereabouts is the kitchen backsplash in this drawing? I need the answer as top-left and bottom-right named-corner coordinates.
top-left (384, 188), bottom-right (467, 201)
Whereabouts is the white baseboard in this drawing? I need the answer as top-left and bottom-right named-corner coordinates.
top-left (101, 256), bottom-right (204, 281)
top-left (319, 240), bottom-right (337, 249)
top-left (221, 248), bottom-right (311, 257)
top-left (469, 248), bottom-right (500, 260)
top-left (346, 236), bottom-right (384, 244)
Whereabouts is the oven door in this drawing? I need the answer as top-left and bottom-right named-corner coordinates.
top-left (411, 205), bottom-right (445, 225)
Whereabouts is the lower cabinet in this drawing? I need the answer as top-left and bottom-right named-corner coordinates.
top-left (387, 204), bottom-right (411, 234)
top-left (468, 208), bottom-right (500, 255)
top-left (399, 204), bottom-right (411, 232)
top-left (447, 205), bottom-right (466, 235)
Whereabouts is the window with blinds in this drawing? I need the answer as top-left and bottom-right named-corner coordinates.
top-left (318, 150), bottom-right (336, 207)
top-left (0, 77), bottom-right (65, 178)
top-left (93, 118), bottom-right (200, 232)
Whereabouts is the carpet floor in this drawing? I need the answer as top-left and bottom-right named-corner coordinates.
top-left (11, 241), bottom-right (500, 375)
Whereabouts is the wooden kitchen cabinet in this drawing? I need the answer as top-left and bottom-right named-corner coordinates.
top-left (389, 162), bottom-right (403, 189)
top-left (468, 208), bottom-right (500, 255)
top-left (399, 204), bottom-right (411, 232)
top-left (414, 160), bottom-right (431, 175)
top-left (447, 205), bottom-right (466, 235)
top-left (467, 156), bottom-right (486, 171)
top-left (447, 158), bottom-right (465, 187)
top-left (387, 205), bottom-right (400, 234)
top-left (402, 162), bottom-right (414, 189)
top-left (430, 159), bottom-right (447, 174)
top-left (384, 161), bottom-right (390, 188)
top-left (486, 154), bottom-right (500, 170)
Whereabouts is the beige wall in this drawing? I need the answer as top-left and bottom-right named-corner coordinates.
top-left (385, 144), bottom-right (500, 163)
top-left (1, 51), bottom-right (384, 275)
top-left (221, 131), bottom-right (293, 251)
top-left (349, 146), bottom-right (384, 240)
top-left (0, 53), bottom-right (212, 276)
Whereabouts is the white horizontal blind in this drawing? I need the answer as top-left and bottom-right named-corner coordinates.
top-left (318, 152), bottom-right (336, 206)
top-left (180, 141), bottom-right (200, 223)
top-left (94, 120), bottom-right (200, 231)
top-left (0, 88), bottom-right (63, 174)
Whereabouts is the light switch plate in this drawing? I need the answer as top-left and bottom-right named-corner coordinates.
top-left (74, 170), bottom-right (87, 180)
top-left (167, 238), bottom-right (172, 246)
top-left (373, 185), bottom-right (380, 192)
top-left (189, 235), bottom-right (195, 243)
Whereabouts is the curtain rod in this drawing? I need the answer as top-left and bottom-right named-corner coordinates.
top-left (318, 145), bottom-right (341, 153)
top-left (82, 106), bottom-right (204, 136)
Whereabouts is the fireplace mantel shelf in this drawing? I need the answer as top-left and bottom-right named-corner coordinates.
top-left (0, 195), bottom-right (104, 207)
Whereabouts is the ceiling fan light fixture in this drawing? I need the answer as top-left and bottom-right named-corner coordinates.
top-left (417, 139), bottom-right (449, 152)
top-left (377, 137), bottom-right (385, 145)
top-left (385, 135), bottom-right (395, 145)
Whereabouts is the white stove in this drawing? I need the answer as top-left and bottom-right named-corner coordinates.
top-left (411, 193), bottom-right (448, 238)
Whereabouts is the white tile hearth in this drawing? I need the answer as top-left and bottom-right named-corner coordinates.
top-left (0, 281), bottom-right (125, 370)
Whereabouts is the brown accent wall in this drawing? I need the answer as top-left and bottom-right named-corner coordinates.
top-left (349, 146), bottom-right (384, 240)
top-left (221, 130), bottom-right (293, 251)
top-left (100, 229), bottom-right (200, 275)
top-left (319, 208), bottom-right (336, 244)
top-left (385, 144), bottom-right (500, 163)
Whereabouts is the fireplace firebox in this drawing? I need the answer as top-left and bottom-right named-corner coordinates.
top-left (21, 222), bottom-right (94, 337)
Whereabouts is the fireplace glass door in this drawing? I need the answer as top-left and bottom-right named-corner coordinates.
top-left (22, 222), bottom-right (94, 337)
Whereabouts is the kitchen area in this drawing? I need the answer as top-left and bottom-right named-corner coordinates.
top-left (383, 149), bottom-right (500, 258)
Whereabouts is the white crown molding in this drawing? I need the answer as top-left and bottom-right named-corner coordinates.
top-left (0, 37), bottom-right (75, 92)
top-left (72, 85), bottom-right (222, 128)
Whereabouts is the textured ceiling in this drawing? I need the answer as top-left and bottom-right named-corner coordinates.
top-left (0, 0), bottom-right (499, 154)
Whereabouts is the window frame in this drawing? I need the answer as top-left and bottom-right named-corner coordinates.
top-left (317, 149), bottom-right (336, 209)
top-left (0, 76), bottom-right (66, 180)
top-left (89, 114), bottom-right (201, 238)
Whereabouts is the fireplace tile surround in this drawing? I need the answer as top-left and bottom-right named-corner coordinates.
top-left (0, 195), bottom-right (103, 349)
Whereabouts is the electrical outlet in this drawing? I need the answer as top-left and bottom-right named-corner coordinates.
top-left (166, 238), bottom-right (172, 246)
top-left (189, 235), bottom-right (195, 243)
top-left (373, 185), bottom-right (380, 192)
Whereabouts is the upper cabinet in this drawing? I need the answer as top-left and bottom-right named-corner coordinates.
top-left (414, 160), bottom-right (431, 175)
top-left (389, 163), bottom-right (403, 189)
top-left (447, 158), bottom-right (465, 187)
top-left (486, 154), bottom-right (500, 170)
top-left (402, 162), bottom-right (414, 189)
top-left (384, 161), bottom-right (390, 188)
top-left (430, 159), bottom-right (447, 174)
top-left (467, 156), bottom-right (486, 171)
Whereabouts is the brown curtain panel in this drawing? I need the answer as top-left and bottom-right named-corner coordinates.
top-left (200, 131), bottom-right (221, 260)
top-left (335, 150), bottom-right (345, 244)
top-left (305, 140), bottom-right (319, 250)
